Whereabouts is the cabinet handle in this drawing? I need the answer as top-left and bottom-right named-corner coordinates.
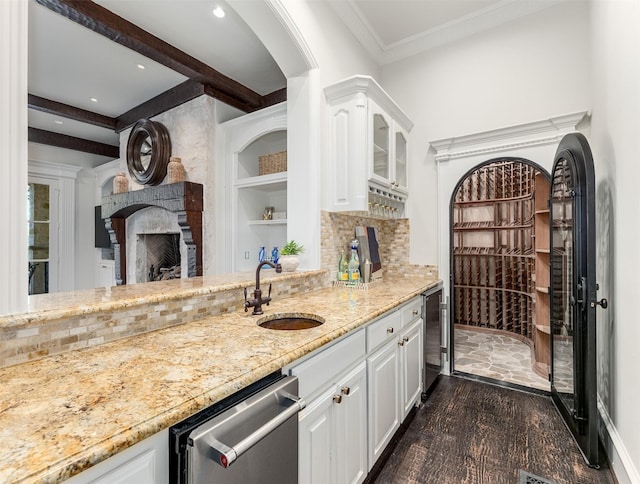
top-left (398, 340), bottom-right (405, 347)
top-left (333, 394), bottom-right (343, 404)
top-left (387, 327), bottom-right (394, 334)
top-left (341, 386), bottom-right (350, 396)
top-left (412, 309), bottom-right (419, 316)
top-left (403, 336), bottom-right (409, 342)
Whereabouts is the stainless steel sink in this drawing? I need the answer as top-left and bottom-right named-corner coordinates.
top-left (258, 313), bottom-right (325, 330)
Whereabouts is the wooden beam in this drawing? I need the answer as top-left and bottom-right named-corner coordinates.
top-left (28, 127), bottom-right (119, 158)
top-left (262, 88), bottom-right (287, 108)
top-left (28, 94), bottom-right (117, 130)
top-left (36, 0), bottom-right (264, 111)
top-left (116, 80), bottom-right (205, 132)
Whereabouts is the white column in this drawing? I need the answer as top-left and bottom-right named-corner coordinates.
top-left (0, 0), bottom-right (28, 314)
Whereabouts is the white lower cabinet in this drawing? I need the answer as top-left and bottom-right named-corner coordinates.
top-left (400, 318), bottom-right (423, 419)
top-left (295, 295), bottom-right (425, 482)
top-left (367, 338), bottom-right (400, 467)
top-left (335, 362), bottom-right (368, 484)
top-left (65, 429), bottom-right (168, 484)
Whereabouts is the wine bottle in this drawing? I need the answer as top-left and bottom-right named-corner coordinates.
top-left (338, 249), bottom-right (348, 281)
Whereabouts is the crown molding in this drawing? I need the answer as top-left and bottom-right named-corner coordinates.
top-left (324, 75), bottom-right (413, 131)
top-left (430, 111), bottom-right (589, 162)
top-left (332, 0), bottom-right (564, 66)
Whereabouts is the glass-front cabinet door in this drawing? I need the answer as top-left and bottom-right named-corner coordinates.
top-left (394, 131), bottom-right (408, 193)
top-left (372, 112), bottom-right (390, 182)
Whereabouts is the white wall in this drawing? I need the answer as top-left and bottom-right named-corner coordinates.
top-left (380, 0), bottom-right (591, 266)
top-left (589, 1), bottom-right (640, 482)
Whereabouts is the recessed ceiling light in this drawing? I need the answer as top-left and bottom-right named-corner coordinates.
top-left (213, 6), bottom-right (225, 18)
top-left (137, 64), bottom-right (145, 70)
top-left (54, 120), bottom-right (63, 125)
top-left (90, 97), bottom-right (98, 103)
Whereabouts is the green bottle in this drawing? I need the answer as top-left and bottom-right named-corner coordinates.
top-left (338, 249), bottom-right (349, 281)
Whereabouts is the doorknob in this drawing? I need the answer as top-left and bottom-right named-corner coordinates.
top-left (592, 298), bottom-right (608, 309)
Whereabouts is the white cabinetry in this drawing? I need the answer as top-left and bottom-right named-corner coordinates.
top-left (65, 429), bottom-right (168, 484)
top-left (367, 298), bottom-right (423, 467)
top-left (299, 362), bottom-right (367, 484)
top-left (218, 102), bottom-right (287, 272)
top-left (292, 296), bottom-right (424, 480)
top-left (324, 75), bottom-right (413, 215)
top-left (293, 330), bottom-right (367, 484)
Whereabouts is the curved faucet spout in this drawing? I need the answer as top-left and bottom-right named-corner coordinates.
top-left (255, 261), bottom-right (282, 290)
top-left (244, 261), bottom-right (282, 315)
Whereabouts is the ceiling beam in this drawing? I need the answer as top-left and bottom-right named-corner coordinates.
top-left (28, 94), bottom-right (117, 130)
top-left (35, 0), bottom-right (270, 112)
top-left (29, 127), bottom-right (119, 158)
top-left (116, 80), bottom-right (206, 132)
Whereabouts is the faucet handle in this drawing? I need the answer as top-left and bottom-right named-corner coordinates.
top-left (243, 287), bottom-right (249, 312)
top-left (266, 283), bottom-right (272, 305)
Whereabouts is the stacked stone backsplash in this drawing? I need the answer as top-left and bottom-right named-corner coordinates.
top-left (321, 211), bottom-right (437, 280)
top-left (0, 270), bottom-right (327, 369)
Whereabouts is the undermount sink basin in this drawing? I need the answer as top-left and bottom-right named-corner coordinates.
top-left (258, 313), bottom-right (325, 330)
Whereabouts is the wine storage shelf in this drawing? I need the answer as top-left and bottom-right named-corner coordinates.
top-left (452, 161), bottom-right (550, 377)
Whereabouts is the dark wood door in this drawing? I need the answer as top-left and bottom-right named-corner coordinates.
top-left (549, 133), bottom-right (602, 467)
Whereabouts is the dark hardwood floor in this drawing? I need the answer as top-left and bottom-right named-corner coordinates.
top-left (373, 376), bottom-right (616, 484)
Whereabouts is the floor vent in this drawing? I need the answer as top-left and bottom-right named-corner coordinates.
top-left (519, 470), bottom-right (557, 484)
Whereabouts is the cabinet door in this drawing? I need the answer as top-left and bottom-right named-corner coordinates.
top-left (367, 340), bottom-right (399, 468)
top-left (369, 105), bottom-right (391, 186)
top-left (393, 127), bottom-right (409, 194)
top-left (335, 362), bottom-right (368, 484)
top-left (299, 388), bottom-right (335, 484)
top-left (400, 318), bottom-right (423, 418)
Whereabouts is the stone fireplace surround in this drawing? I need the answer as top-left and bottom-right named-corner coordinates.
top-left (101, 181), bottom-right (203, 285)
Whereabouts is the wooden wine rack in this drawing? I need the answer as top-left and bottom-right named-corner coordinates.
top-left (452, 161), bottom-right (550, 376)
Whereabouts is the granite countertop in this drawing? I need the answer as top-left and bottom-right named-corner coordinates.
top-left (0, 275), bottom-right (440, 483)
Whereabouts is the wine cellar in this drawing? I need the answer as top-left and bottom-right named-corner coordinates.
top-left (452, 159), bottom-right (550, 377)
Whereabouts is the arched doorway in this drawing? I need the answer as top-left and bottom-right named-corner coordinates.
top-left (450, 157), bottom-right (551, 390)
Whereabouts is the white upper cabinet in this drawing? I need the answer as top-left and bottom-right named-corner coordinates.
top-left (324, 76), bottom-right (413, 215)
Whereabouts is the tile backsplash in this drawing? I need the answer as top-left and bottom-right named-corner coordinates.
top-left (320, 211), bottom-right (437, 280)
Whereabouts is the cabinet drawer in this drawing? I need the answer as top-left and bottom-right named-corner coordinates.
top-left (290, 329), bottom-right (365, 400)
top-left (367, 310), bottom-right (402, 352)
top-left (401, 298), bottom-right (422, 326)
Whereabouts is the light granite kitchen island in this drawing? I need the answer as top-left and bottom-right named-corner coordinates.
top-left (0, 271), bottom-right (439, 483)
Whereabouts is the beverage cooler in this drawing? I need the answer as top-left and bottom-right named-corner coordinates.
top-left (422, 287), bottom-right (444, 398)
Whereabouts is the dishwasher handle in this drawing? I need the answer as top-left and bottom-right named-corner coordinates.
top-left (209, 392), bottom-right (306, 468)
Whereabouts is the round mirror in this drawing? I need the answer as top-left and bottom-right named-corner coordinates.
top-left (126, 119), bottom-right (171, 185)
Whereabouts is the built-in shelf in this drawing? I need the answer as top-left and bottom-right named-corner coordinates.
top-left (247, 219), bottom-right (288, 225)
top-left (235, 172), bottom-right (287, 189)
top-left (536, 248), bottom-right (550, 254)
top-left (535, 324), bottom-right (551, 334)
top-left (535, 209), bottom-right (550, 215)
top-left (536, 286), bottom-right (549, 293)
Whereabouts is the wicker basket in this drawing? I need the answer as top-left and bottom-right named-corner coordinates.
top-left (258, 151), bottom-right (287, 175)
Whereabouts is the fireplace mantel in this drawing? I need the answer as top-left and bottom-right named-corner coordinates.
top-left (101, 182), bottom-right (203, 285)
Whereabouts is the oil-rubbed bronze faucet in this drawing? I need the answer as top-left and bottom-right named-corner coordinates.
top-left (244, 260), bottom-right (283, 315)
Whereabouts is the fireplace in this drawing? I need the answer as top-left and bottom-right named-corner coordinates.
top-left (137, 233), bottom-right (182, 282)
top-left (101, 182), bottom-right (203, 285)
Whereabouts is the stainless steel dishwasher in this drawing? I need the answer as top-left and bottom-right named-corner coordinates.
top-left (169, 373), bottom-right (305, 484)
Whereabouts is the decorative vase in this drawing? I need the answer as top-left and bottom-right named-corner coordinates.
top-left (279, 255), bottom-right (299, 272)
top-left (113, 172), bottom-right (129, 194)
top-left (167, 156), bottom-right (186, 183)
